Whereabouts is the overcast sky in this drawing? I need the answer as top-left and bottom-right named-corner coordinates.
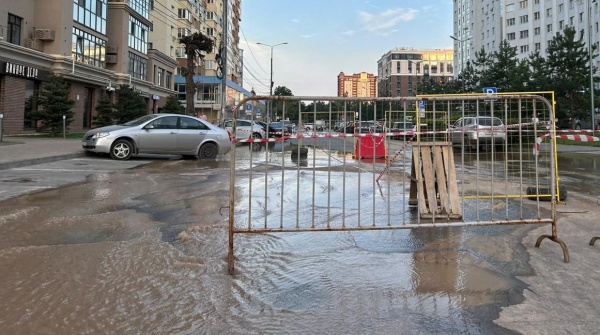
top-left (239, 0), bottom-right (454, 97)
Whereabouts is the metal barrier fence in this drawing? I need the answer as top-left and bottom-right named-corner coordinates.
top-left (227, 93), bottom-right (567, 274)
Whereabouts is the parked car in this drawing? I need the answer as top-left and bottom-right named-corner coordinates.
top-left (347, 121), bottom-right (378, 134)
top-left (268, 121), bottom-right (296, 137)
top-left (82, 114), bottom-right (232, 160)
top-left (448, 116), bottom-right (506, 150)
top-left (389, 121), bottom-right (416, 140)
top-left (556, 111), bottom-right (600, 130)
top-left (222, 119), bottom-right (266, 140)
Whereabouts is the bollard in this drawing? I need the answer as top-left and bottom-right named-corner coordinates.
top-left (62, 115), bottom-right (66, 139)
top-left (0, 113), bottom-right (3, 143)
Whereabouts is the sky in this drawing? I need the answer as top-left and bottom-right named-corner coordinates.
top-left (239, 0), bottom-right (454, 97)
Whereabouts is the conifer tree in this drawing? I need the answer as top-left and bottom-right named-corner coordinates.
top-left (113, 85), bottom-right (147, 124)
top-left (161, 94), bottom-right (185, 114)
top-left (94, 94), bottom-right (115, 127)
top-left (34, 74), bottom-right (75, 135)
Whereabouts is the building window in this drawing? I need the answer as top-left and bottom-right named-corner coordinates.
top-left (72, 27), bottom-right (107, 68)
top-left (519, 0), bottom-right (528, 9)
top-left (7, 13), bottom-right (22, 45)
top-left (166, 71), bottom-right (172, 89)
top-left (507, 18), bottom-right (516, 26)
top-left (175, 47), bottom-right (186, 58)
top-left (520, 15), bottom-right (528, 24)
top-left (520, 45), bottom-right (529, 53)
top-left (534, 27), bottom-right (541, 35)
top-left (559, 20), bottom-right (564, 29)
top-left (535, 42), bottom-right (541, 51)
top-left (156, 68), bottom-right (164, 86)
top-left (559, 3), bottom-right (564, 12)
top-left (546, 8), bottom-right (552, 17)
top-left (177, 28), bottom-right (190, 38)
top-left (534, 12), bottom-right (540, 20)
top-left (128, 51), bottom-right (148, 80)
top-left (178, 8), bottom-right (190, 21)
top-left (508, 32), bottom-right (516, 40)
top-left (128, 0), bottom-right (149, 19)
top-left (520, 30), bottom-right (529, 38)
top-left (176, 83), bottom-right (186, 100)
top-left (547, 24), bottom-right (552, 33)
top-left (128, 16), bottom-right (148, 53)
top-left (72, 0), bottom-right (107, 34)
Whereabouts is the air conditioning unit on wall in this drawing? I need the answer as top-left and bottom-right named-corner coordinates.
top-left (24, 39), bottom-right (43, 52)
top-left (105, 55), bottom-right (118, 64)
top-left (34, 29), bottom-right (55, 41)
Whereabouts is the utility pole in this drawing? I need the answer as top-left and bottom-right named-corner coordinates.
top-left (256, 42), bottom-right (288, 121)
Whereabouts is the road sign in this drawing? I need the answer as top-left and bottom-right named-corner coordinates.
top-left (418, 100), bottom-right (426, 111)
top-left (256, 109), bottom-right (261, 115)
top-left (483, 87), bottom-right (498, 101)
top-left (246, 104), bottom-right (253, 111)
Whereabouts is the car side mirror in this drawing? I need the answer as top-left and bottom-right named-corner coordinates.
top-left (145, 124), bottom-right (155, 130)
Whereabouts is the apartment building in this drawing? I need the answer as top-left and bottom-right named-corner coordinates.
top-left (377, 48), bottom-right (454, 98)
top-left (337, 72), bottom-right (377, 98)
top-left (453, 0), bottom-right (600, 76)
top-left (0, 0), bottom-right (178, 135)
top-left (169, 0), bottom-right (250, 122)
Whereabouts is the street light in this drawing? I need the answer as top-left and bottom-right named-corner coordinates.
top-left (407, 60), bottom-right (422, 96)
top-left (588, 0), bottom-right (596, 130)
top-left (256, 42), bottom-right (288, 121)
top-left (450, 31), bottom-right (472, 92)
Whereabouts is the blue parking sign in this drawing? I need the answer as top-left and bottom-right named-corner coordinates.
top-left (418, 100), bottom-right (426, 111)
top-left (246, 104), bottom-right (253, 110)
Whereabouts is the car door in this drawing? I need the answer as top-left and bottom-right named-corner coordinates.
top-left (450, 119), bottom-right (463, 144)
top-left (176, 116), bottom-right (208, 154)
top-left (137, 116), bottom-right (179, 153)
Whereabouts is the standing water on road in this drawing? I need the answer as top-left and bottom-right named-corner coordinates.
top-left (0, 158), bottom-right (532, 334)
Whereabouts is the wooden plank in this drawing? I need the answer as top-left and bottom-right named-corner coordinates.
top-left (420, 146), bottom-right (439, 215)
top-left (445, 145), bottom-right (462, 216)
top-left (433, 146), bottom-right (450, 214)
top-left (413, 149), bottom-right (429, 215)
top-left (409, 153), bottom-right (418, 205)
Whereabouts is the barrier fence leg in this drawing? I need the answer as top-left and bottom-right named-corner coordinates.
top-left (535, 220), bottom-right (570, 263)
top-left (590, 237), bottom-right (600, 246)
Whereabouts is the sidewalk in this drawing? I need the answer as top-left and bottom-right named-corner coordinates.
top-left (0, 137), bottom-right (84, 170)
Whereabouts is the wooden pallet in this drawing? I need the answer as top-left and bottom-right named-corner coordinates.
top-left (409, 142), bottom-right (462, 220)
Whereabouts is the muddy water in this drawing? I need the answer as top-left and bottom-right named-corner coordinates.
top-left (0, 157), bottom-right (531, 334)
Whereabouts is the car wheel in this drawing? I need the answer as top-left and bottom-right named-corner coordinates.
top-left (110, 139), bottom-right (133, 160)
top-left (251, 132), bottom-right (262, 139)
top-left (198, 142), bottom-right (218, 159)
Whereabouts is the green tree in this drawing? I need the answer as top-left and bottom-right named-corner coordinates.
top-left (162, 94), bottom-right (185, 114)
top-left (473, 46), bottom-right (493, 88)
top-left (94, 95), bottom-right (115, 127)
top-left (180, 32), bottom-right (214, 116)
top-left (34, 74), bottom-right (75, 135)
top-left (546, 26), bottom-right (592, 126)
top-left (527, 51), bottom-right (552, 91)
top-left (273, 85), bottom-right (296, 120)
top-left (486, 40), bottom-right (530, 92)
top-left (113, 85), bottom-right (147, 124)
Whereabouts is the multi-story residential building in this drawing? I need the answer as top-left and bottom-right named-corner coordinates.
top-left (337, 72), bottom-right (377, 97)
top-left (453, 0), bottom-right (600, 77)
top-left (0, 0), bottom-right (177, 135)
top-left (377, 48), bottom-right (454, 97)
top-left (170, 0), bottom-right (251, 122)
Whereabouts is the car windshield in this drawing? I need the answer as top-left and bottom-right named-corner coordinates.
top-left (271, 122), bottom-right (282, 128)
top-left (122, 114), bottom-right (159, 126)
top-left (394, 122), bottom-right (413, 129)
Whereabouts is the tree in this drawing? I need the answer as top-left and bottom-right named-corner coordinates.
top-left (162, 94), bottom-right (185, 114)
top-left (527, 51), bottom-right (552, 92)
top-left (486, 40), bottom-right (529, 92)
top-left (113, 85), bottom-right (147, 124)
top-left (94, 95), bottom-right (115, 127)
top-left (180, 32), bottom-right (214, 116)
top-left (34, 74), bottom-right (75, 135)
top-left (273, 85), bottom-right (295, 120)
top-left (546, 26), bottom-right (592, 126)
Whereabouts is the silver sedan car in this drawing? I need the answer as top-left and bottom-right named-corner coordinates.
top-left (82, 114), bottom-right (232, 160)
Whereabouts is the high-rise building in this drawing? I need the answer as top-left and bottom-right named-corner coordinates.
top-left (453, 0), bottom-right (600, 76)
top-left (377, 48), bottom-right (454, 97)
top-left (0, 0), bottom-right (180, 135)
top-left (337, 72), bottom-right (377, 98)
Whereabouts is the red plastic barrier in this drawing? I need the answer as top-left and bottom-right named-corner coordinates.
top-left (354, 134), bottom-right (387, 159)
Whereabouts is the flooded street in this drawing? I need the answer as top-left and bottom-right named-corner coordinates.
top-left (0, 148), bottom-right (544, 335)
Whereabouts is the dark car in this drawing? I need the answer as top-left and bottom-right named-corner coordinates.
top-left (347, 121), bottom-right (378, 134)
top-left (389, 121), bottom-right (416, 140)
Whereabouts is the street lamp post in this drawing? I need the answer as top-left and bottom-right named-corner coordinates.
top-left (407, 60), bottom-right (422, 96)
top-left (450, 30), bottom-right (471, 92)
top-left (257, 42), bottom-right (288, 122)
top-left (588, 0), bottom-right (596, 130)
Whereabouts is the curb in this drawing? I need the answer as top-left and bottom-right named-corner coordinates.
top-left (0, 152), bottom-right (86, 171)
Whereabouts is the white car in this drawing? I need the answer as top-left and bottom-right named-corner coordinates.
top-left (82, 114), bottom-right (232, 160)
top-left (222, 119), bottom-right (266, 140)
top-left (448, 116), bottom-right (506, 151)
